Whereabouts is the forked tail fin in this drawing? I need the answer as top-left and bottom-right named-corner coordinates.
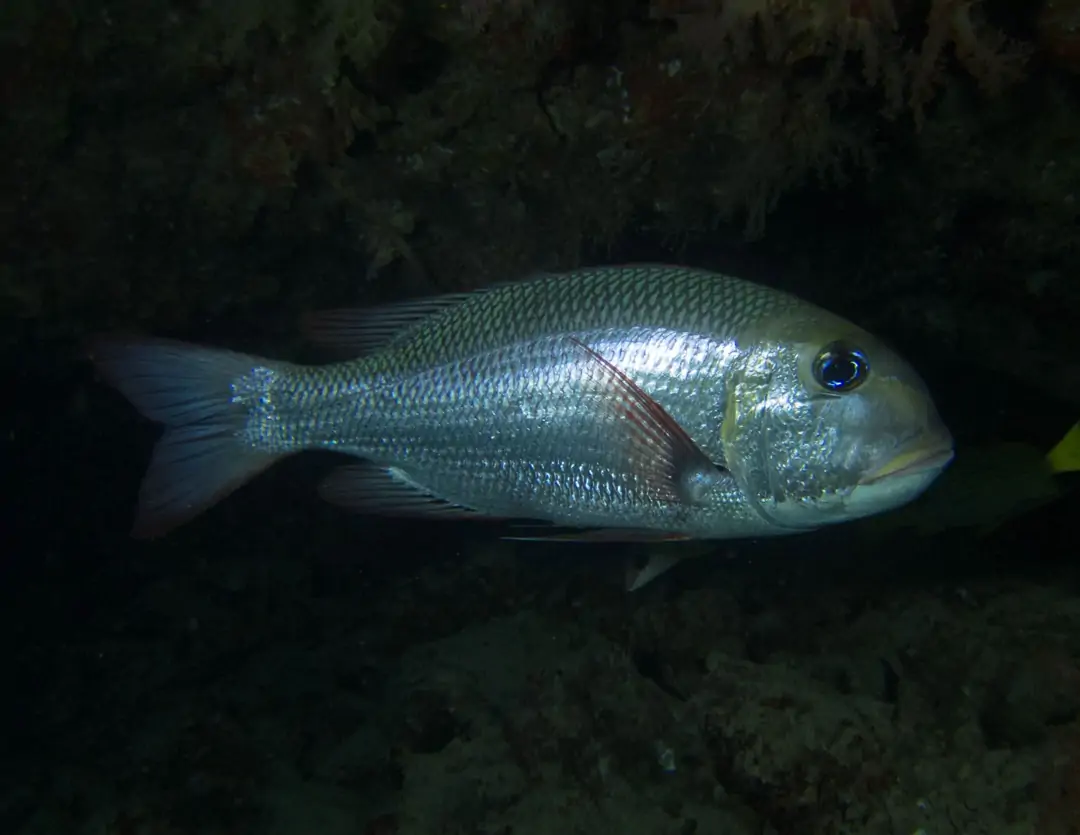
top-left (88, 337), bottom-right (288, 538)
top-left (1047, 419), bottom-right (1080, 474)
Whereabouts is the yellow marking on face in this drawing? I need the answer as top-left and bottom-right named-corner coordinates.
top-left (862, 445), bottom-right (953, 484)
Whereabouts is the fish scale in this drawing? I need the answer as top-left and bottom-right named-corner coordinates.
top-left (344, 266), bottom-right (788, 372)
top-left (300, 330), bottom-right (737, 529)
top-left (279, 266), bottom-right (795, 461)
top-left (89, 263), bottom-right (952, 544)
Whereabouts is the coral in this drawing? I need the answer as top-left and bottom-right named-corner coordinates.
top-left (219, 32), bottom-right (354, 190)
top-left (0, 0), bottom-right (1067, 349)
top-left (633, 0), bottom-right (1032, 231)
top-left (1037, 0), bottom-right (1080, 74)
top-left (1038, 728), bottom-right (1080, 835)
top-left (7, 498), bottom-right (1080, 835)
top-left (909, 0), bottom-right (1030, 126)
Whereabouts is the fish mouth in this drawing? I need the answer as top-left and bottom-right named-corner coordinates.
top-left (859, 442), bottom-right (955, 485)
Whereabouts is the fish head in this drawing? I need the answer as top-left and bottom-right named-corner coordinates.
top-left (723, 312), bottom-right (954, 530)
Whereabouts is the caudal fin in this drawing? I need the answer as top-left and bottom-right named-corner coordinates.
top-left (88, 337), bottom-right (284, 538)
top-left (1047, 419), bottom-right (1080, 474)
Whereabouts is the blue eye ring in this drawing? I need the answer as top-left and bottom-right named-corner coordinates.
top-left (812, 341), bottom-right (869, 393)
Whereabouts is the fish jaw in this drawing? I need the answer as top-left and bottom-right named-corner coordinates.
top-left (840, 377), bottom-right (956, 521)
top-left (842, 440), bottom-right (955, 521)
top-left (858, 442), bottom-right (956, 485)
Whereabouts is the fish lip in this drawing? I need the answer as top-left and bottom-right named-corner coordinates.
top-left (859, 442), bottom-right (955, 485)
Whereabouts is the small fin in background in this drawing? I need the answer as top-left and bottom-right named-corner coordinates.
top-left (625, 550), bottom-right (688, 591)
top-left (319, 464), bottom-right (491, 519)
top-left (505, 528), bottom-right (691, 543)
top-left (569, 337), bottom-right (726, 505)
top-left (87, 337), bottom-right (283, 539)
top-left (301, 293), bottom-right (476, 356)
top-left (1046, 420), bottom-right (1080, 474)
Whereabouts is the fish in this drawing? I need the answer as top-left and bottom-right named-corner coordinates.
top-left (88, 263), bottom-right (954, 541)
top-left (1048, 420), bottom-right (1080, 473)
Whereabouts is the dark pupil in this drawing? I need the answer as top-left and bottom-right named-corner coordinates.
top-left (822, 355), bottom-right (858, 389)
top-left (816, 344), bottom-right (867, 392)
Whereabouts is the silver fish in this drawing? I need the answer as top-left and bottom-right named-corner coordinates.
top-left (89, 264), bottom-right (954, 541)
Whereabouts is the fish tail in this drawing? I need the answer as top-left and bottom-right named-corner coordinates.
top-left (1047, 419), bottom-right (1080, 474)
top-left (88, 336), bottom-right (287, 538)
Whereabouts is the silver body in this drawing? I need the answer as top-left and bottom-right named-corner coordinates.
top-left (228, 265), bottom-right (953, 538)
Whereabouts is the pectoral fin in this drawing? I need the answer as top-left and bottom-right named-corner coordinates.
top-left (569, 337), bottom-right (726, 506)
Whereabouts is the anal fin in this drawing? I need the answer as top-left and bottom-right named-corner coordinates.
top-left (319, 464), bottom-right (490, 519)
top-left (504, 528), bottom-right (690, 544)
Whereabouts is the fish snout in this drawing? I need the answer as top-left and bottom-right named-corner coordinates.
top-left (858, 376), bottom-right (954, 486)
top-left (858, 438), bottom-right (955, 486)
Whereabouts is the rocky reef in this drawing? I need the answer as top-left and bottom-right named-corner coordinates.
top-left (4, 528), bottom-right (1080, 834)
top-left (2, 0), bottom-right (1079, 400)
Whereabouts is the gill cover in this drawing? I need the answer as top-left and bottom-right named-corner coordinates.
top-left (722, 316), bottom-right (952, 529)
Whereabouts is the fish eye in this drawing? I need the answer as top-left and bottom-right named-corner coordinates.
top-left (812, 341), bottom-right (869, 393)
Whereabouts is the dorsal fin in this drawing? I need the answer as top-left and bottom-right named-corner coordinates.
top-left (300, 293), bottom-right (476, 356)
top-left (299, 273), bottom-right (558, 357)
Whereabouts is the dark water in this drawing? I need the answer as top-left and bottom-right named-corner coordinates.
top-left (3, 2), bottom-right (1080, 832)
top-left (3, 240), bottom-right (1077, 834)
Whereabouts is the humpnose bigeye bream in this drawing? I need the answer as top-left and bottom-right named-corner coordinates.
top-left (89, 264), bottom-right (955, 542)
